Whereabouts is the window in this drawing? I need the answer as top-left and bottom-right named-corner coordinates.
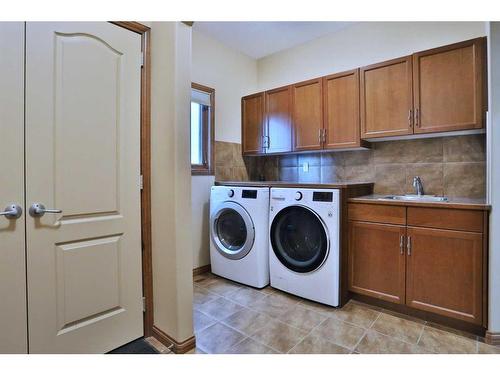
top-left (191, 83), bottom-right (214, 175)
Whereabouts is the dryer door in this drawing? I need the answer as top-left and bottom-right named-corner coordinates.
top-left (270, 205), bottom-right (329, 273)
top-left (211, 201), bottom-right (255, 260)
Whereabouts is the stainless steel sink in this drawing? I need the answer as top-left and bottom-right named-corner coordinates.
top-left (381, 194), bottom-right (448, 202)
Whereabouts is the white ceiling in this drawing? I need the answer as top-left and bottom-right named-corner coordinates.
top-left (193, 22), bottom-right (353, 59)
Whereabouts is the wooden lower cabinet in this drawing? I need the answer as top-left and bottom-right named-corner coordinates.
top-left (348, 203), bottom-right (486, 327)
top-left (348, 221), bottom-right (406, 305)
top-left (406, 226), bottom-right (483, 324)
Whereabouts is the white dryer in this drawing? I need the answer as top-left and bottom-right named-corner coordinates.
top-left (269, 187), bottom-right (340, 306)
top-left (209, 185), bottom-right (270, 288)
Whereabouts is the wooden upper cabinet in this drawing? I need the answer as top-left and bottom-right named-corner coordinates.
top-left (348, 221), bottom-right (406, 305)
top-left (323, 69), bottom-right (361, 149)
top-left (265, 86), bottom-right (293, 154)
top-left (292, 78), bottom-right (323, 151)
top-left (413, 37), bottom-right (486, 134)
top-left (241, 92), bottom-right (265, 155)
top-left (406, 227), bottom-right (483, 324)
top-left (360, 56), bottom-right (413, 139)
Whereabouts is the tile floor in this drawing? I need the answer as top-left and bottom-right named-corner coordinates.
top-left (191, 272), bottom-right (500, 354)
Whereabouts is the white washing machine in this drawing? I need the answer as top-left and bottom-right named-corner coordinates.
top-left (209, 185), bottom-right (270, 288)
top-left (269, 187), bottom-right (340, 306)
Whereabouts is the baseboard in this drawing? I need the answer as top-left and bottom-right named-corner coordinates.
top-left (151, 325), bottom-right (196, 354)
top-left (193, 264), bottom-right (211, 276)
top-left (485, 331), bottom-right (500, 345)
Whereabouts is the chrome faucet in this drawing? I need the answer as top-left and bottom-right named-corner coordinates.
top-left (413, 176), bottom-right (424, 196)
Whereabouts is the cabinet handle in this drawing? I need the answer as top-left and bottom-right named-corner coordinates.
top-left (318, 129), bottom-right (323, 144)
top-left (399, 235), bottom-right (404, 255)
top-left (407, 236), bottom-right (412, 256)
top-left (323, 129), bottom-right (327, 143)
top-left (415, 108), bottom-right (420, 127)
top-left (408, 109), bottom-right (413, 127)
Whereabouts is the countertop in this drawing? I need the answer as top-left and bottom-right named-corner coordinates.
top-left (215, 180), bottom-right (374, 189)
top-left (348, 194), bottom-right (490, 211)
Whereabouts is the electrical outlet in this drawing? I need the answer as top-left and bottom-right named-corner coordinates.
top-left (303, 162), bottom-right (309, 172)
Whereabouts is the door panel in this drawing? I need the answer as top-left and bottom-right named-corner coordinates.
top-left (292, 78), bottom-right (323, 151)
top-left (413, 38), bottom-right (485, 133)
top-left (25, 22), bottom-right (143, 353)
top-left (360, 56), bottom-right (413, 138)
top-left (348, 221), bottom-right (406, 304)
top-left (0, 22), bottom-right (27, 354)
top-left (265, 86), bottom-right (292, 153)
top-left (323, 69), bottom-right (361, 149)
top-left (241, 93), bottom-right (265, 155)
top-left (406, 227), bottom-right (483, 324)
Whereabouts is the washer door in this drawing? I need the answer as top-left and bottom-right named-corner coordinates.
top-left (211, 201), bottom-right (255, 260)
top-left (270, 205), bottom-right (329, 273)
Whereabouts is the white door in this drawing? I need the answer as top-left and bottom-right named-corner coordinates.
top-left (25, 22), bottom-right (144, 353)
top-left (0, 22), bottom-right (28, 354)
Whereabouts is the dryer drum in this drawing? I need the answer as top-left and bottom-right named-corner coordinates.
top-left (270, 205), bottom-right (329, 273)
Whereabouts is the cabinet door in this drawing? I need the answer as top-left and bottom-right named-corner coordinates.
top-left (349, 221), bottom-right (406, 304)
top-left (323, 69), bottom-right (361, 149)
top-left (292, 78), bottom-right (323, 151)
top-left (413, 38), bottom-right (485, 134)
top-left (406, 227), bottom-right (483, 324)
top-left (242, 92), bottom-right (265, 155)
top-left (360, 56), bottom-right (413, 138)
top-left (265, 86), bottom-right (293, 153)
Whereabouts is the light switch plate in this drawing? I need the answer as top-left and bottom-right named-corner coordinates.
top-left (303, 162), bottom-right (309, 172)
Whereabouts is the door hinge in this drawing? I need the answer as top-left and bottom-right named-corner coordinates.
top-left (142, 296), bottom-right (146, 312)
top-left (140, 174), bottom-right (144, 190)
top-left (140, 51), bottom-right (144, 67)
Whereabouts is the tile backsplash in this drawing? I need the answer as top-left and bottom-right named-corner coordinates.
top-left (215, 134), bottom-right (486, 199)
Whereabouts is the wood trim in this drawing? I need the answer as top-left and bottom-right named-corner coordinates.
top-left (485, 331), bottom-right (500, 346)
top-left (191, 82), bottom-right (215, 176)
top-left (110, 21), bottom-right (150, 34)
top-left (152, 325), bottom-right (196, 354)
top-left (193, 264), bottom-right (211, 276)
top-left (111, 22), bottom-right (154, 338)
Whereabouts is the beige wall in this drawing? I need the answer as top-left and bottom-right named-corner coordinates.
top-left (191, 175), bottom-right (214, 268)
top-left (257, 21), bottom-right (486, 90)
top-left (150, 21), bottom-right (193, 342)
top-left (191, 30), bottom-right (258, 268)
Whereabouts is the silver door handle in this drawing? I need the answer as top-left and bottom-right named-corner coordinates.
top-left (407, 236), bottom-right (412, 256)
top-left (29, 203), bottom-right (62, 218)
top-left (399, 234), bottom-right (404, 255)
top-left (0, 204), bottom-right (23, 219)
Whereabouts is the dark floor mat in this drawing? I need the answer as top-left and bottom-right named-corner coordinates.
top-left (108, 338), bottom-right (159, 354)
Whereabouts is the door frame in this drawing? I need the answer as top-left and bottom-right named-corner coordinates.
top-left (110, 21), bottom-right (154, 339)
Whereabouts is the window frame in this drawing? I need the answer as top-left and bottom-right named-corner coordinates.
top-left (191, 82), bottom-right (215, 176)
